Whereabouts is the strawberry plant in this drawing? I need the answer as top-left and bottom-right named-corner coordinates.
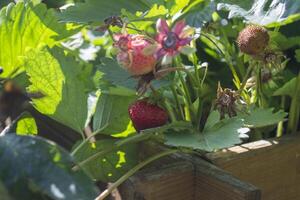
top-left (0, 0), bottom-right (299, 199)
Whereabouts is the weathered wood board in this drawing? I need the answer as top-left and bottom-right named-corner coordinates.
top-left (206, 135), bottom-right (300, 200)
top-left (119, 143), bottom-right (260, 200)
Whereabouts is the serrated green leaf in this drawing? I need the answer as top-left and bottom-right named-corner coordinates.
top-left (93, 93), bottom-right (136, 136)
top-left (0, 2), bottom-right (74, 78)
top-left (165, 117), bottom-right (243, 152)
top-left (0, 134), bottom-right (99, 200)
top-left (97, 58), bottom-right (137, 90)
top-left (217, 0), bottom-right (300, 27)
top-left (74, 139), bottom-right (138, 182)
top-left (16, 112), bottom-right (37, 136)
top-left (59, 0), bottom-right (150, 23)
top-left (140, 121), bottom-right (192, 134)
top-left (24, 47), bottom-right (89, 133)
top-left (273, 77), bottom-right (297, 97)
top-left (242, 108), bottom-right (287, 128)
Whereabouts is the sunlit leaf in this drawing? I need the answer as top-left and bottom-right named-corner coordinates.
top-left (0, 2), bottom-right (74, 78)
top-left (93, 93), bottom-right (136, 136)
top-left (16, 112), bottom-right (38, 135)
top-left (23, 47), bottom-right (89, 133)
top-left (74, 139), bottom-right (138, 182)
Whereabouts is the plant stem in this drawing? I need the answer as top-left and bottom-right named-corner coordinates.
top-left (276, 96), bottom-right (285, 137)
top-left (170, 85), bottom-right (185, 120)
top-left (71, 124), bottom-right (108, 157)
top-left (163, 98), bottom-right (177, 122)
top-left (287, 72), bottom-right (300, 133)
top-left (95, 149), bottom-right (178, 200)
top-left (256, 67), bottom-right (267, 108)
top-left (178, 72), bottom-right (194, 121)
top-left (72, 133), bottom-right (152, 171)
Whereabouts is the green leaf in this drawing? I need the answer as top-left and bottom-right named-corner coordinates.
top-left (0, 181), bottom-right (12, 200)
top-left (269, 32), bottom-right (300, 50)
top-left (241, 108), bottom-right (287, 128)
top-left (273, 77), bottom-right (297, 97)
top-left (0, 2), bottom-right (74, 78)
top-left (59, 0), bottom-right (150, 23)
top-left (74, 139), bottom-right (138, 182)
top-left (182, 1), bottom-right (216, 28)
top-left (97, 58), bottom-right (137, 90)
top-left (165, 117), bottom-right (243, 152)
top-left (295, 49), bottom-right (300, 63)
top-left (179, 46), bottom-right (196, 55)
top-left (16, 112), bottom-right (38, 135)
top-left (24, 47), bottom-right (89, 133)
top-left (217, 0), bottom-right (300, 27)
top-left (93, 93), bottom-right (136, 136)
top-left (204, 110), bottom-right (220, 131)
top-left (0, 134), bottom-right (99, 200)
top-left (170, 0), bottom-right (190, 16)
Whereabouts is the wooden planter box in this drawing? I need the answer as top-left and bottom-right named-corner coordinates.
top-left (119, 134), bottom-right (300, 200)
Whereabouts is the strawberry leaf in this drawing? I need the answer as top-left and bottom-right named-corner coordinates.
top-left (16, 112), bottom-right (38, 136)
top-left (23, 47), bottom-right (90, 134)
top-left (0, 2), bottom-right (76, 78)
top-left (93, 93), bottom-right (136, 136)
top-left (97, 58), bottom-right (137, 90)
top-left (0, 134), bottom-right (99, 200)
top-left (241, 108), bottom-right (287, 128)
top-left (59, 0), bottom-right (150, 23)
top-left (164, 116), bottom-right (243, 152)
top-left (73, 139), bottom-right (138, 182)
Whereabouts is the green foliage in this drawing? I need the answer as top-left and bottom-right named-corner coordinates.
top-left (97, 58), bottom-right (137, 90)
top-left (23, 47), bottom-right (89, 134)
top-left (93, 93), bottom-right (136, 136)
top-left (181, 0), bottom-right (216, 28)
top-left (0, 181), bottom-right (12, 200)
top-left (16, 112), bottom-right (38, 135)
top-left (273, 78), bottom-right (297, 97)
top-left (164, 114), bottom-right (243, 152)
top-left (241, 108), bottom-right (287, 128)
top-left (0, 134), bottom-right (99, 200)
top-left (74, 139), bottom-right (138, 182)
top-left (59, 0), bottom-right (150, 23)
top-left (217, 0), bottom-right (300, 27)
top-left (0, 2), bottom-right (74, 78)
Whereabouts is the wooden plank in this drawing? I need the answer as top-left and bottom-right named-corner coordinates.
top-left (119, 161), bottom-right (195, 200)
top-left (206, 135), bottom-right (300, 200)
top-left (119, 145), bottom-right (260, 200)
top-left (194, 158), bottom-right (260, 200)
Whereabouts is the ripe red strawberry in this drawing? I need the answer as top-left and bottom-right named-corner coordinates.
top-left (128, 100), bottom-right (169, 132)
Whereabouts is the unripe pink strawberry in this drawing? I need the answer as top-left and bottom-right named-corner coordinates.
top-left (114, 34), bottom-right (156, 76)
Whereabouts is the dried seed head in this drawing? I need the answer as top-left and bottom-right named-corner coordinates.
top-left (215, 83), bottom-right (238, 119)
top-left (237, 25), bottom-right (269, 55)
